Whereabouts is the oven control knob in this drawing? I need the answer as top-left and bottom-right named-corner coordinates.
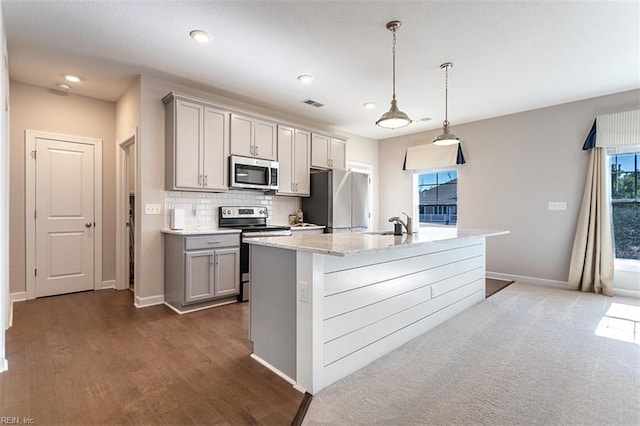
top-left (260, 209), bottom-right (266, 215)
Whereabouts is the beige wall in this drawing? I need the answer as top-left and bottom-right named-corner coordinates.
top-left (380, 89), bottom-right (640, 286)
top-left (9, 81), bottom-right (116, 293)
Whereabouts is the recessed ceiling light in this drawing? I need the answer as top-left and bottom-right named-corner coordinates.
top-left (297, 75), bottom-right (314, 84)
top-left (64, 74), bottom-right (82, 83)
top-left (190, 30), bottom-right (212, 43)
top-left (363, 102), bottom-right (376, 109)
top-left (56, 83), bottom-right (71, 91)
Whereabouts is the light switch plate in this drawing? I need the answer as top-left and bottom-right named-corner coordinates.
top-left (145, 203), bottom-right (162, 215)
top-left (548, 201), bottom-right (567, 211)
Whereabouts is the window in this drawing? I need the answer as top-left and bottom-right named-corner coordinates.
top-left (609, 151), bottom-right (640, 260)
top-left (418, 170), bottom-right (457, 226)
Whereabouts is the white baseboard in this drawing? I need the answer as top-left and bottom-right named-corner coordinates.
top-left (250, 353), bottom-right (300, 391)
top-left (486, 271), bottom-right (567, 289)
top-left (8, 292), bottom-right (27, 328)
top-left (163, 299), bottom-right (237, 315)
top-left (614, 288), bottom-right (640, 299)
top-left (134, 294), bottom-right (165, 308)
top-left (0, 358), bottom-right (7, 373)
top-left (10, 291), bottom-right (26, 303)
top-left (487, 271), bottom-right (639, 299)
top-left (101, 280), bottom-right (116, 290)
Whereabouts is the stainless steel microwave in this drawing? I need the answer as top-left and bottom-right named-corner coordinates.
top-left (230, 155), bottom-right (279, 191)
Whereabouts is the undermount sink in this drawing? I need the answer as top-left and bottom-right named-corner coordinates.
top-left (364, 230), bottom-right (395, 235)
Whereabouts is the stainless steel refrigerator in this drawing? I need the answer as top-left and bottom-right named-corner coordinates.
top-left (302, 169), bottom-right (369, 232)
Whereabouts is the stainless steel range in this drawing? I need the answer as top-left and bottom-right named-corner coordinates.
top-left (218, 206), bottom-right (291, 301)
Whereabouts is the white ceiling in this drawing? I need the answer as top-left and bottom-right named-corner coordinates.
top-left (3, 1), bottom-right (639, 140)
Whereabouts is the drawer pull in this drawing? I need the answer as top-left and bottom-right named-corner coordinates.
top-left (208, 241), bottom-right (221, 244)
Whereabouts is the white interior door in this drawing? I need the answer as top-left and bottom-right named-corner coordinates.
top-left (35, 138), bottom-right (95, 297)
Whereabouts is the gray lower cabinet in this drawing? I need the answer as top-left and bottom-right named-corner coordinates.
top-left (165, 232), bottom-right (240, 313)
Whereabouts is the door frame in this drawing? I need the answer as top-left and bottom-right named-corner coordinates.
top-left (115, 129), bottom-right (138, 295)
top-left (25, 130), bottom-right (103, 300)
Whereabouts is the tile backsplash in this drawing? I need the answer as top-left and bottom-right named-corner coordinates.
top-left (164, 190), bottom-right (301, 229)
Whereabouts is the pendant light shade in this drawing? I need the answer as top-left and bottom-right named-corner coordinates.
top-left (433, 62), bottom-right (460, 146)
top-left (376, 21), bottom-right (411, 129)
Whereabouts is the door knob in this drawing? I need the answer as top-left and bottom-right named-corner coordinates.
top-left (85, 222), bottom-right (92, 228)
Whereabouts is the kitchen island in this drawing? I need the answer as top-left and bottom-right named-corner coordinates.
top-left (246, 228), bottom-right (508, 394)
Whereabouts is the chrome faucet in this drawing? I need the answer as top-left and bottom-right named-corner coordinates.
top-left (402, 212), bottom-right (413, 234)
top-left (388, 212), bottom-right (413, 234)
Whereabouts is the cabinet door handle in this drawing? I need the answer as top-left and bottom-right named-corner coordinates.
top-left (215, 254), bottom-right (219, 265)
top-left (255, 146), bottom-right (259, 156)
top-left (198, 175), bottom-right (202, 185)
top-left (204, 175), bottom-right (208, 186)
top-left (250, 146), bottom-right (254, 156)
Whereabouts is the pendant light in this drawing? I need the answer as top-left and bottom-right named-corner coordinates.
top-left (376, 20), bottom-right (411, 129)
top-left (433, 62), bottom-right (460, 145)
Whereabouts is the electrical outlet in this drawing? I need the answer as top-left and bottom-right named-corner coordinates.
top-left (145, 203), bottom-right (161, 215)
top-left (548, 201), bottom-right (567, 211)
top-left (299, 281), bottom-right (309, 303)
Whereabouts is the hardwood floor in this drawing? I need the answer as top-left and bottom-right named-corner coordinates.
top-left (485, 278), bottom-right (514, 297)
top-left (0, 290), bottom-right (303, 425)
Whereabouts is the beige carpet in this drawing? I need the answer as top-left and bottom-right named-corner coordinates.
top-left (303, 283), bottom-right (640, 425)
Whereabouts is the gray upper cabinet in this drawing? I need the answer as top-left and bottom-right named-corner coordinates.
top-left (277, 125), bottom-right (310, 196)
top-left (230, 113), bottom-right (277, 161)
top-left (311, 133), bottom-right (346, 170)
top-left (164, 93), bottom-right (229, 192)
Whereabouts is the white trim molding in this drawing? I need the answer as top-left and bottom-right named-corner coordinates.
top-left (134, 294), bottom-right (164, 308)
top-left (25, 130), bottom-right (103, 300)
top-left (614, 288), bottom-right (640, 299)
top-left (10, 292), bottom-right (26, 303)
top-left (8, 292), bottom-right (26, 329)
top-left (486, 271), bottom-right (567, 289)
top-left (250, 353), bottom-right (300, 390)
top-left (0, 358), bottom-right (7, 373)
top-left (116, 129), bottom-right (137, 297)
top-left (487, 271), bottom-right (639, 299)
top-left (101, 280), bottom-right (116, 290)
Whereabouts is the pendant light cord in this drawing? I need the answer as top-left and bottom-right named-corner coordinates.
top-left (444, 65), bottom-right (449, 128)
top-left (391, 27), bottom-right (397, 101)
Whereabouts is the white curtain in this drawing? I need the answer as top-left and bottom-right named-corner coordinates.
top-left (568, 147), bottom-right (614, 295)
top-left (568, 109), bottom-right (639, 296)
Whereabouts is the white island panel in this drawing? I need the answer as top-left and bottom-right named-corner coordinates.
top-left (309, 238), bottom-right (486, 392)
top-left (248, 229), bottom-right (508, 394)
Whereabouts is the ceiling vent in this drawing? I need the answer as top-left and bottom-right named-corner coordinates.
top-left (301, 98), bottom-right (325, 108)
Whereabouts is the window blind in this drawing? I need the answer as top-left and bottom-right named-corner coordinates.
top-left (595, 109), bottom-right (640, 148)
top-left (403, 144), bottom-right (465, 171)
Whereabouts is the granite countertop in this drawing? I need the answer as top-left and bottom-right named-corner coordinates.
top-left (161, 228), bottom-right (242, 236)
top-left (288, 224), bottom-right (325, 231)
top-left (163, 224), bottom-right (324, 235)
top-left (244, 228), bottom-right (509, 256)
